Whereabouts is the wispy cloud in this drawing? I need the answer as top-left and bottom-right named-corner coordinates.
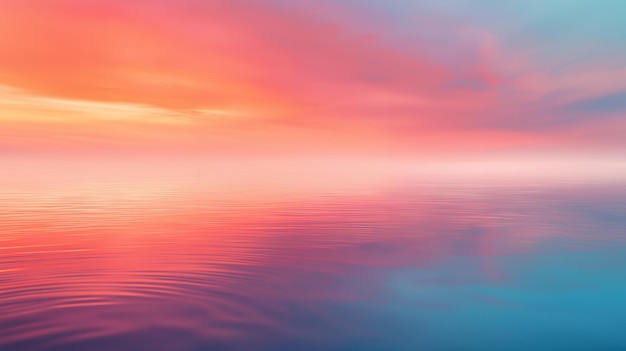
top-left (0, 0), bottom-right (624, 156)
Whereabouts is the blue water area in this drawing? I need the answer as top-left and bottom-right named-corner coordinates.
top-left (0, 179), bottom-right (625, 351)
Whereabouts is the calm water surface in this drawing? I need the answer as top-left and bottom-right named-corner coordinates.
top-left (1, 175), bottom-right (626, 351)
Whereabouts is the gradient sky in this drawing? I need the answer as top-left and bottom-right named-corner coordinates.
top-left (1, 0), bottom-right (625, 158)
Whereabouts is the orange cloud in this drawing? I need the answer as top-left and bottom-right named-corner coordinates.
top-left (3, 0), bottom-right (615, 157)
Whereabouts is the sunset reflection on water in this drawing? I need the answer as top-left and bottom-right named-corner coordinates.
top-left (1, 170), bottom-right (626, 351)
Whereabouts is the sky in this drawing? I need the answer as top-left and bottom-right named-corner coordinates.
top-left (1, 0), bottom-right (625, 159)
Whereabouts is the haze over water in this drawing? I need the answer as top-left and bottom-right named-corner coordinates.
top-left (2, 162), bottom-right (625, 351)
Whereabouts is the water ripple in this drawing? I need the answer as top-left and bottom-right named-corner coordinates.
top-left (1, 180), bottom-right (626, 350)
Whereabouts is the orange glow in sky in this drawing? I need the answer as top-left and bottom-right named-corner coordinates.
top-left (1, 0), bottom-right (625, 158)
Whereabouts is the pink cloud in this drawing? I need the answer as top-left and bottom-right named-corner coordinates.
top-left (0, 0), bottom-right (621, 156)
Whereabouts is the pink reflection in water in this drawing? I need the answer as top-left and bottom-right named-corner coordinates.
top-left (1, 170), bottom-right (622, 350)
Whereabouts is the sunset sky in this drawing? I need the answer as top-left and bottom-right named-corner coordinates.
top-left (1, 0), bottom-right (625, 159)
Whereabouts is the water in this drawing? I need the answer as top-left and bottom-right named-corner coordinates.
top-left (1, 173), bottom-right (626, 351)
